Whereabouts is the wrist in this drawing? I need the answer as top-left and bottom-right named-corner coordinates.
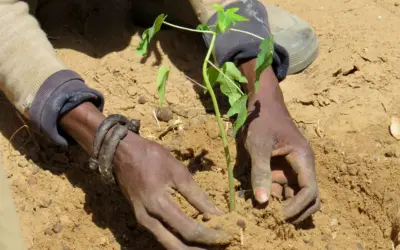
top-left (239, 60), bottom-right (281, 108)
top-left (59, 102), bottom-right (106, 154)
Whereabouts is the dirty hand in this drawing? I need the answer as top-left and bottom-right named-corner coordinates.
top-left (240, 61), bottom-right (320, 223)
top-left (114, 134), bottom-right (231, 249)
top-left (60, 103), bottom-right (230, 250)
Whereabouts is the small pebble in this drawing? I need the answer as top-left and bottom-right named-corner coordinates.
top-left (236, 220), bottom-right (246, 229)
top-left (330, 218), bottom-right (338, 227)
top-left (213, 224), bottom-right (222, 230)
top-left (62, 247), bottom-right (70, 250)
top-left (98, 237), bottom-right (108, 246)
top-left (31, 165), bottom-right (40, 175)
top-left (156, 107), bottom-right (173, 122)
top-left (18, 161), bottom-right (27, 168)
top-left (303, 235), bottom-right (312, 244)
top-left (356, 242), bottom-right (364, 250)
top-left (52, 223), bottom-right (62, 233)
top-left (138, 96), bottom-right (147, 104)
top-left (202, 213), bottom-right (211, 222)
top-left (27, 177), bottom-right (37, 185)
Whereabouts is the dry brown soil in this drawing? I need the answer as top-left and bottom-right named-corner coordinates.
top-left (1, 0), bottom-right (400, 249)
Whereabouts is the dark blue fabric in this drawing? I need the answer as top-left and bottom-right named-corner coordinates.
top-left (203, 0), bottom-right (289, 81)
top-left (30, 70), bottom-right (104, 147)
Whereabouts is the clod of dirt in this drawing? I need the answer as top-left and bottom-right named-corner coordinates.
top-left (156, 107), bottom-right (173, 122)
top-left (44, 227), bottom-right (54, 236)
top-left (187, 109), bottom-right (200, 119)
top-left (38, 197), bottom-right (52, 208)
top-left (189, 115), bottom-right (206, 127)
top-left (205, 121), bottom-right (219, 139)
top-left (138, 96), bottom-right (147, 104)
top-left (17, 161), bottom-right (27, 168)
top-left (303, 235), bottom-right (312, 244)
top-left (27, 177), bottom-right (37, 185)
top-left (30, 165), bottom-right (40, 175)
top-left (348, 165), bottom-right (359, 176)
top-left (202, 213), bottom-right (211, 222)
top-left (52, 223), bottom-right (62, 233)
top-left (385, 146), bottom-right (400, 158)
top-left (390, 117), bottom-right (400, 140)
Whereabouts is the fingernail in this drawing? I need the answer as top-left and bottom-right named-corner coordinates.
top-left (255, 188), bottom-right (269, 203)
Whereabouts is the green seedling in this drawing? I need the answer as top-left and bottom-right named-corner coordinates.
top-left (137, 4), bottom-right (274, 212)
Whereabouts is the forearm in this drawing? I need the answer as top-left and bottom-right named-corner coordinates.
top-left (59, 102), bottom-right (106, 154)
top-left (0, 1), bottom-right (104, 146)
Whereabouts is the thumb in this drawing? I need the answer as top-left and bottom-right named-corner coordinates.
top-left (246, 136), bottom-right (274, 204)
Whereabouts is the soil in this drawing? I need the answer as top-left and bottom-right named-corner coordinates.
top-left (1, 0), bottom-right (400, 249)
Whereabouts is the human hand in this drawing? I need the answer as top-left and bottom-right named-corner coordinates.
top-left (59, 103), bottom-right (230, 250)
top-left (113, 133), bottom-right (231, 249)
top-left (240, 62), bottom-right (320, 223)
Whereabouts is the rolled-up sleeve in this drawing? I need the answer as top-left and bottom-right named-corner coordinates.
top-left (0, 0), bottom-right (104, 146)
top-left (188, 0), bottom-right (289, 81)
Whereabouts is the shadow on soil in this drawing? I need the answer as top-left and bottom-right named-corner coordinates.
top-left (0, 0), bottom-right (313, 249)
top-left (0, 93), bottom-right (223, 249)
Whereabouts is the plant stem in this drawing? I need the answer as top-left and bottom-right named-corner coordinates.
top-left (207, 60), bottom-right (244, 95)
top-left (202, 33), bottom-right (236, 212)
top-left (163, 21), bottom-right (214, 34)
top-left (231, 28), bottom-right (264, 40)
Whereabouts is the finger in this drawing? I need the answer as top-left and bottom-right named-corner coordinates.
top-left (284, 184), bottom-right (295, 199)
top-left (174, 168), bottom-right (222, 215)
top-left (146, 194), bottom-right (231, 245)
top-left (283, 150), bottom-right (318, 219)
top-left (271, 183), bottom-right (283, 199)
top-left (271, 169), bottom-right (288, 184)
top-left (133, 202), bottom-right (192, 250)
top-left (291, 196), bottom-right (321, 224)
top-left (246, 136), bottom-right (274, 204)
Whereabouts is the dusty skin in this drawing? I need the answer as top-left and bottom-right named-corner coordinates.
top-left (1, 0), bottom-right (400, 249)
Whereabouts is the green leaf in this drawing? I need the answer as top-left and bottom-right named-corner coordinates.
top-left (137, 14), bottom-right (167, 56)
top-left (156, 66), bottom-right (170, 107)
top-left (206, 62), bottom-right (247, 105)
top-left (254, 36), bottom-right (274, 92)
top-left (212, 4), bottom-right (249, 33)
top-left (207, 66), bottom-right (219, 90)
top-left (222, 62), bottom-right (248, 84)
top-left (196, 24), bottom-right (211, 31)
top-left (227, 94), bottom-right (248, 135)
